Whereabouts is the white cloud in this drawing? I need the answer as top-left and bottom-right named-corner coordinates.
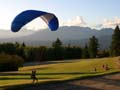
top-left (91, 17), bottom-right (120, 29)
top-left (91, 24), bottom-right (103, 30)
top-left (102, 17), bottom-right (120, 28)
top-left (60, 16), bottom-right (87, 27)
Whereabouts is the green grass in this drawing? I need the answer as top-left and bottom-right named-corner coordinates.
top-left (0, 57), bottom-right (120, 89)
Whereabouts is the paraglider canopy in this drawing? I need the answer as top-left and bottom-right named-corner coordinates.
top-left (11, 10), bottom-right (59, 32)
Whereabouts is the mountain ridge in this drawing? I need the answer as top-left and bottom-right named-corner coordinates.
top-left (0, 26), bottom-right (114, 50)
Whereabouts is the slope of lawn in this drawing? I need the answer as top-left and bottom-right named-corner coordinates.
top-left (0, 57), bottom-right (120, 89)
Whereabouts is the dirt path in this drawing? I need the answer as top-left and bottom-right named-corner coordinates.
top-left (22, 73), bottom-right (120, 90)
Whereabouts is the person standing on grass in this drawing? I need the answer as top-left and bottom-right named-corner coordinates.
top-left (94, 67), bottom-right (97, 72)
top-left (31, 69), bottom-right (38, 83)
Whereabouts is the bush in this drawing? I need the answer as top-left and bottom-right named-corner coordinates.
top-left (0, 53), bottom-right (24, 72)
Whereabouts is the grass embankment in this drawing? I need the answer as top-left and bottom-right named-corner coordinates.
top-left (0, 57), bottom-right (120, 90)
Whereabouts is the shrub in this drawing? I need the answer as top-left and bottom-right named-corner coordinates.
top-left (0, 53), bottom-right (24, 72)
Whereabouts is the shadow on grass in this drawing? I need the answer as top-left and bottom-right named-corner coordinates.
top-left (0, 72), bottom-right (99, 76)
top-left (2, 81), bottom-right (103, 90)
top-left (1, 72), bottom-right (119, 90)
top-left (0, 72), bottom-right (99, 80)
top-left (0, 77), bottom-right (55, 80)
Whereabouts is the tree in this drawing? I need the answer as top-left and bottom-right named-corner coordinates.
top-left (52, 38), bottom-right (62, 48)
top-left (45, 48), bottom-right (55, 60)
top-left (82, 44), bottom-right (89, 58)
top-left (15, 42), bottom-right (20, 48)
top-left (88, 36), bottom-right (99, 58)
top-left (34, 46), bottom-right (47, 62)
top-left (0, 43), bottom-right (17, 55)
top-left (52, 38), bottom-right (64, 60)
top-left (16, 47), bottom-right (26, 60)
top-left (110, 25), bottom-right (120, 56)
top-left (22, 42), bottom-right (26, 47)
top-left (0, 54), bottom-right (24, 71)
top-left (15, 42), bottom-right (26, 60)
top-left (64, 44), bottom-right (82, 59)
top-left (26, 47), bottom-right (35, 62)
top-left (71, 46), bottom-right (82, 59)
top-left (64, 44), bottom-right (73, 59)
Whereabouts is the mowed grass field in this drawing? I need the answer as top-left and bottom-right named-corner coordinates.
top-left (0, 57), bottom-right (120, 89)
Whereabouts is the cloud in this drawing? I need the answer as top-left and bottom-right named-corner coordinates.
top-left (60, 16), bottom-right (87, 27)
top-left (91, 17), bottom-right (120, 29)
top-left (102, 17), bottom-right (120, 28)
top-left (91, 24), bottom-right (103, 29)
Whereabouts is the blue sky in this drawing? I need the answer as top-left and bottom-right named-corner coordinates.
top-left (0, 0), bottom-right (120, 30)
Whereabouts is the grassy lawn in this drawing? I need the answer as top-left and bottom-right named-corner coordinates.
top-left (0, 57), bottom-right (120, 89)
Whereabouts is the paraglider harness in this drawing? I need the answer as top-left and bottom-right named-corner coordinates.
top-left (31, 70), bottom-right (37, 79)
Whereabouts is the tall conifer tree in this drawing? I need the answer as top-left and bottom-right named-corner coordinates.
top-left (88, 36), bottom-right (99, 58)
top-left (110, 25), bottom-right (120, 56)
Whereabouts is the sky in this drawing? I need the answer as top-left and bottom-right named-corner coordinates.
top-left (0, 0), bottom-right (120, 30)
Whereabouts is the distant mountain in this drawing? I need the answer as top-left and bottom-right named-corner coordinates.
top-left (0, 26), bottom-right (114, 50)
top-left (0, 29), bottom-right (34, 39)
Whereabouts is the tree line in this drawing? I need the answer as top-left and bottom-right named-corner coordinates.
top-left (0, 25), bottom-right (120, 71)
top-left (0, 25), bottom-right (120, 62)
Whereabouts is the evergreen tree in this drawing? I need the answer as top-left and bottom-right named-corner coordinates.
top-left (110, 25), bottom-right (120, 56)
top-left (64, 44), bottom-right (73, 59)
top-left (22, 42), bottom-right (26, 47)
top-left (0, 43), bottom-right (17, 55)
top-left (16, 42), bottom-right (26, 60)
top-left (52, 38), bottom-right (62, 48)
top-left (16, 47), bottom-right (26, 60)
top-left (88, 36), bottom-right (99, 58)
top-left (45, 48), bottom-right (55, 60)
top-left (34, 46), bottom-right (47, 62)
top-left (72, 46), bottom-right (82, 59)
top-left (52, 38), bottom-right (64, 60)
top-left (82, 44), bottom-right (89, 58)
top-left (15, 42), bottom-right (20, 48)
top-left (26, 48), bottom-right (35, 62)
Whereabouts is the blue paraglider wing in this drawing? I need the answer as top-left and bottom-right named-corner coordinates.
top-left (11, 10), bottom-right (59, 32)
